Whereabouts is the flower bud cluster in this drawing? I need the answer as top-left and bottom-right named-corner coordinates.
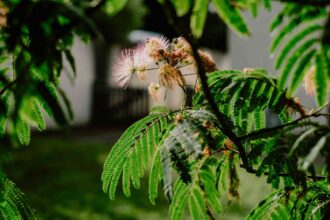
top-left (112, 36), bottom-right (217, 101)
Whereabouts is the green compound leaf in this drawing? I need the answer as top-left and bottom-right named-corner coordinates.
top-left (211, 0), bottom-right (250, 37)
top-left (315, 48), bottom-right (329, 106)
top-left (102, 107), bottom-right (172, 200)
top-left (190, 0), bottom-right (208, 38)
top-left (172, 0), bottom-right (191, 16)
top-left (0, 174), bottom-right (37, 220)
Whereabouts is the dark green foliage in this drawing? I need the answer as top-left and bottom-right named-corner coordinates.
top-left (288, 125), bottom-right (330, 172)
top-left (245, 120), bottom-right (330, 191)
top-left (0, 77), bottom-right (72, 146)
top-left (0, 0), bottom-right (109, 146)
top-left (36, 82), bottom-right (69, 127)
top-left (0, 174), bottom-right (37, 220)
top-left (0, 91), bottom-right (10, 137)
top-left (0, 1), bottom-right (127, 218)
top-left (247, 182), bottom-right (330, 220)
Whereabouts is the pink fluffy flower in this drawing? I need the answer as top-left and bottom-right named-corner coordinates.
top-left (113, 46), bottom-right (152, 88)
top-left (133, 44), bottom-right (152, 80)
top-left (113, 49), bottom-right (136, 88)
top-left (133, 44), bottom-right (148, 66)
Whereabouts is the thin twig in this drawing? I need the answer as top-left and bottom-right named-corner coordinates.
top-left (211, 146), bottom-right (240, 156)
top-left (239, 164), bottom-right (327, 180)
top-left (144, 62), bottom-right (193, 72)
top-left (239, 111), bottom-right (330, 140)
top-left (182, 73), bottom-right (197, 76)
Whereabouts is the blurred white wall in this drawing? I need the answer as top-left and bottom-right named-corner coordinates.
top-left (45, 37), bottom-right (94, 128)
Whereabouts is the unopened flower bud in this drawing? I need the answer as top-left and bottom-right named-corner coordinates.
top-left (243, 68), bottom-right (254, 74)
top-left (174, 114), bottom-right (183, 123)
top-left (172, 37), bottom-right (192, 54)
top-left (198, 50), bottom-right (217, 73)
top-left (304, 65), bottom-right (316, 96)
top-left (203, 146), bottom-right (211, 156)
top-left (148, 82), bottom-right (160, 102)
top-left (145, 36), bottom-right (170, 62)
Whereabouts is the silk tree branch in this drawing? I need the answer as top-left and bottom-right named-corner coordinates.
top-left (162, 0), bottom-right (251, 171)
top-left (239, 164), bottom-right (327, 180)
top-left (239, 111), bottom-right (330, 141)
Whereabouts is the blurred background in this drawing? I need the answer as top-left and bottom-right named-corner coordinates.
top-left (3, 1), bottom-right (318, 219)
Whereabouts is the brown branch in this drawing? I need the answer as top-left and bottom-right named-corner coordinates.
top-left (162, 0), bottom-right (251, 171)
top-left (211, 146), bottom-right (240, 156)
top-left (240, 164), bottom-right (327, 181)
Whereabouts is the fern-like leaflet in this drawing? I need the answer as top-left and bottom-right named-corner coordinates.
top-left (270, 4), bottom-right (330, 105)
top-left (169, 157), bottom-right (223, 220)
top-left (0, 173), bottom-right (37, 220)
top-left (0, 61), bottom-right (73, 146)
top-left (193, 69), bottom-right (303, 135)
top-left (247, 182), bottom-right (330, 220)
top-left (288, 125), bottom-right (330, 172)
top-left (101, 106), bottom-right (173, 200)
